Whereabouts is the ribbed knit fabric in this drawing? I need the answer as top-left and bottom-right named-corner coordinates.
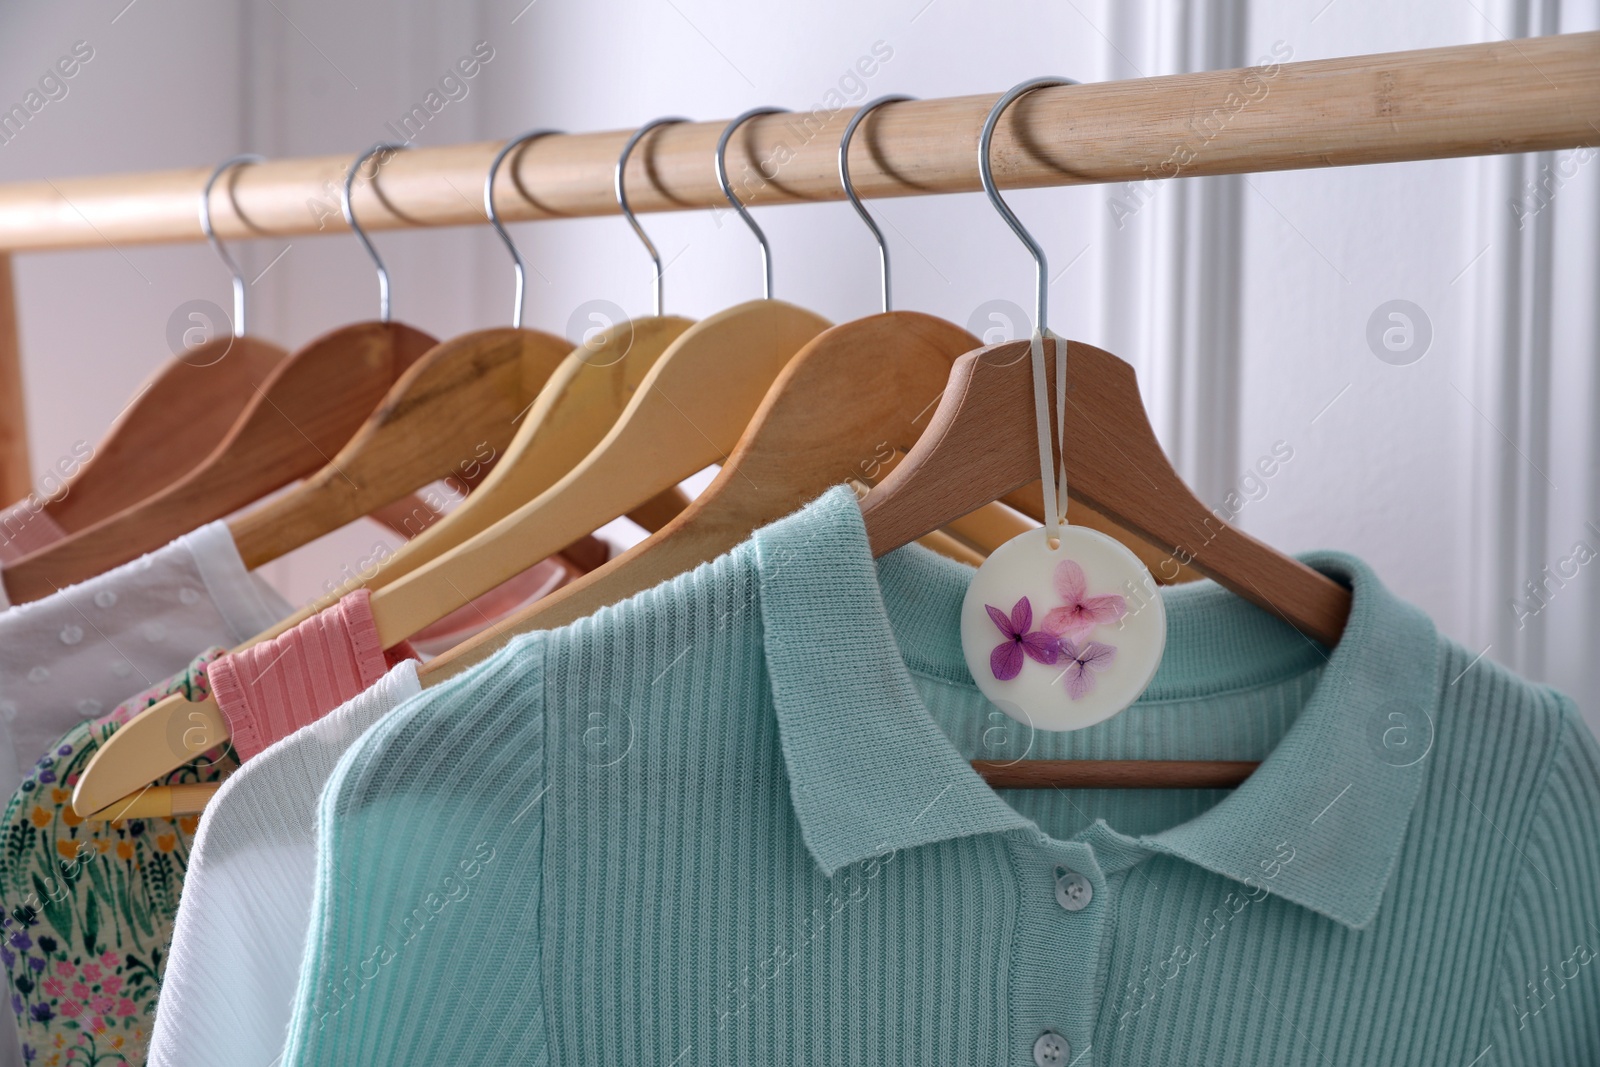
top-left (147, 662), bottom-right (421, 1067)
top-left (282, 487), bottom-right (1600, 1066)
top-left (0, 500), bottom-right (66, 565)
top-left (208, 589), bottom-right (416, 762)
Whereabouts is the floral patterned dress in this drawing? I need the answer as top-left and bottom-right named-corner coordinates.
top-left (1, 649), bottom-right (235, 1066)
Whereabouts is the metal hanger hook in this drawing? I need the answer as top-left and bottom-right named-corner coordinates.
top-left (199, 153), bottom-right (265, 338)
top-left (342, 141), bottom-right (410, 323)
top-left (617, 117), bottom-right (687, 317)
top-left (486, 128), bottom-right (562, 330)
top-left (839, 95), bottom-right (912, 314)
top-left (715, 107), bottom-right (789, 301)
top-left (979, 77), bottom-right (1076, 334)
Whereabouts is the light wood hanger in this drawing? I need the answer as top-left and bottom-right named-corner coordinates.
top-left (227, 131), bottom-right (582, 570)
top-left (73, 112), bottom-right (820, 818)
top-left (860, 80), bottom-right (1349, 790)
top-left (2, 146), bottom-right (440, 605)
top-left (13, 156), bottom-right (289, 540)
top-left (414, 94), bottom-right (1187, 684)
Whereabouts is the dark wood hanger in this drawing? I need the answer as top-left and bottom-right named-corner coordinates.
top-left (860, 336), bottom-right (1349, 789)
top-left (0, 320), bottom-right (437, 603)
top-left (34, 336), bottom-right (288, 536)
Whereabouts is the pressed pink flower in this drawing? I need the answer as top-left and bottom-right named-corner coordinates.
top-left (54, 961), bottom-right (74, 976)
top-left (99, 976), bottom-right (122, 994)
top-left (41, 978), bottom-right (64, 997)
top-left (71, 982), bottom-right (91, 999)
top-left (115, 998), bottom-right (135, 1017)
top-left (81, 963), bottom-right (101, 981)
top-left (1042, 560), bottom-right (1127, 642)
top-left (986, 597), bottom-right (1059, 681)
top-left (58, 1001), bottom-right (82, 1018)
top-left (1057, 639), bottom-right (1117, 700)
top-left (90, 996), bottom-right (113, 1015)
top-left (99, 951), bottom-right (119, 967)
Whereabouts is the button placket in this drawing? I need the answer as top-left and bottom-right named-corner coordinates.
top-left (1005, 833), bottom-right (1106, 1067)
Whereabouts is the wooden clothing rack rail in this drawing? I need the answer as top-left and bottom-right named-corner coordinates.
top-left (0, 31), bottom-right (1595, 498)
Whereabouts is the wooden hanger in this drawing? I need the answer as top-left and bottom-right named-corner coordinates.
top-left (2, 146), bottom-right (442, 605)
top-left (861, 80), bottom-right (1349, 790)
top-left (226, 132), bottom-right (586, 571)
top-left (16, 156), bottom-right (289, 539)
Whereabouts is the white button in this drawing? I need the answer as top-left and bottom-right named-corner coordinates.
top-left (1033, 1029), bottom-right (1070, 1066)
top-left (1055, 867), bottom-right (1092, 911)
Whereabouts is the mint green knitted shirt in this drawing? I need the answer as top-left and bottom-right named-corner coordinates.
top-left (283, 487), bottom-right (1600, 1066)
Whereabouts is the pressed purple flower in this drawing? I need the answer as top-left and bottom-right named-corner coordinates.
top-left (9, 932), bottom-right (30, 951)
top-left (36, 771), bottom-right (53, 785)
top-left (0, 948), bottom-right (13, 969)
top-left (986, 597), bottom-right (1060, 681)
top-left (25, 956), bottom-right (42, 972)
top-left (27, 1002), bottom-right (52, 1023)
top-left (1057, 638), bottom-right (1117, 700)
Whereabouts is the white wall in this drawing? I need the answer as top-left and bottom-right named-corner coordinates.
top-left (3, 0), bottom-right (1598, 721)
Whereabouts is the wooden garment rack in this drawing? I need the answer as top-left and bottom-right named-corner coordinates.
top-left (0, 31), bottom-right (1595, 490)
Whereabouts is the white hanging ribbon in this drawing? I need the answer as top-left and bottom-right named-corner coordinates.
top-left (1028, 327), bottom-right (1069, 547)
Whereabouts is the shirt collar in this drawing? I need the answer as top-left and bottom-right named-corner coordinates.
top-left (753, 486), bottom-right (1442, 931)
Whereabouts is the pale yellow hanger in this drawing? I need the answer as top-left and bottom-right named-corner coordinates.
top-left (72, 108), bottom-right (827, 818)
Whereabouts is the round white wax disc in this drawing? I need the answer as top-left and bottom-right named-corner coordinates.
top-left (960, 524), bottom-right (1166, 732)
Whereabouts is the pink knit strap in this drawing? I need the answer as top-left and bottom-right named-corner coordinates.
top-left (210, 588), bottom-right (417, 761)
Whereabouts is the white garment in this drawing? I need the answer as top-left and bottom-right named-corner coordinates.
top-left (0, 521), bottom-right (291, 798)
top-left (148, 661), bottom-right (421, 1067)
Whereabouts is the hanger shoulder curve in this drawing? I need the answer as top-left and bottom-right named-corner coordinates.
top-left (329, 314), bottom-right (698, 596)
top-left (861, 337), bottom-right (1351, 645)
top-left (996, 483), bottom-right (1203, 584)
top-left (227, 326), bottom-right (574, 569)
top-left (421, 310), bottom-right (976, 680)
top-left (72, 689), bottom-right (228, 816)
top-left (372, 299), bottom-right (831, 648)
top-left (1, 321), bottom-right (436, 604)
top-left (44, 337), bottom-right (288, 533)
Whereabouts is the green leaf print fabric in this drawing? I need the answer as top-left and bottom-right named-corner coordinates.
top-left (0, 649), bottom-right (235, 1066)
